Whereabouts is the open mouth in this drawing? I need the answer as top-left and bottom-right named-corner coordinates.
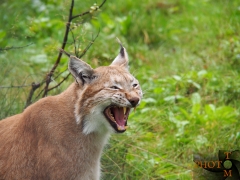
top-left (103, 106), bottom-right (131, 133)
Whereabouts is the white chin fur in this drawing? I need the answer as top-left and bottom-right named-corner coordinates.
top-left (82, 106), bottom-right (114, 135)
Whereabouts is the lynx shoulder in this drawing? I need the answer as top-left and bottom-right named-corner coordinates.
top-left (0, 41), bottom-right (142, 180)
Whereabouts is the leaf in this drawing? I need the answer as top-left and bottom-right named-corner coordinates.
top-left (192, 81), bottom-right (201, 89)
top-left (0, 31), bottom-right (7, 47)
top-left (142, 97), bottom-right (157, 104)
top-left (0, 31), bottom-right (6, 39)
top-left (138, 101), bottom-right (146, 109)
top-left (204, 104), bottom-right (216, 116)
top-left (191, 104), bottom-right (201, 117)
top-left (179, 108), bottom-right (191, 120)
top-left (153, 87), bottom-right (163, 94)
top-left (164, 95), bottom-right (183, 102)
top-left (191, 93), bottom-right (201, 105)
top-left (188, 79), bottom-right (201, 89)
top-left (197, 70), bottom-right (208, 78)
top-left (30, 54), bottom-right (48, 63)
top-left (195, 135), bottom-right (208, 145)
top-left (168, 112), bottom-right (189, 137)
top-left (215, 106), bottom-right (237, 123)
top-left (140, 107), bottom-right (151, 114)
top-left (173, 75), bottom-right (182, 81)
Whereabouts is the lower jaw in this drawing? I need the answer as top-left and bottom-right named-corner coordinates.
top-left (108, 120), bottom-right (127, 133)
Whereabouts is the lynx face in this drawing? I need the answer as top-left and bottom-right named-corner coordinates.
top-left (101, 68), bottom-right (141, 133)
top-left (68, 42), bottom-right (142, 134)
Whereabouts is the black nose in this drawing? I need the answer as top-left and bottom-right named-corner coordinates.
top-left (128, 97), bottom-right (139, 107)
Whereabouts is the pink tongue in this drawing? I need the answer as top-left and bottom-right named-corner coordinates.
top-left (112, 107), bottom-right (125, 126)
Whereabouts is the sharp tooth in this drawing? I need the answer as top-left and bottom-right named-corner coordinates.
top-left (125, 126), bottom-right (128, 129)
top-left (117, 125), bottom-right (126, 131)
top-left (109, 113), bottom-right (115, 121)
top-left (123, 107), bottom-right (126, 114)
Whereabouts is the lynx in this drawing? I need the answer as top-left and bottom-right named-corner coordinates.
top-left (0, 41), bottom-right (142, 180)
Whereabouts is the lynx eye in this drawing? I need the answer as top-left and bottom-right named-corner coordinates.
top-left (133, 83), bottom-right (138, 88)
top-left (110, 86), bottom-right (120, 90)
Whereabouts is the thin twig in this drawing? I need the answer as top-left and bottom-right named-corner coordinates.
top-left (70, 0), bottom-right (107, 20)
top-left (78, 29), bottom-right (100, 58)
top-left (25, 80), bottom-right (45, 105)
top-left (47, 73), bottom-right (71, 92)
top-left (0, 43), bottom-right (33, 51)
top-left (52, 68), bottom-right (68, 80)
top-left (42, 0), bottom-right (75, 97)
top-left (59, 48), bottom-right (71, 57)
top-left (0, 84), bottom-right (32, 89)
top-left (25, 0), bottom-right (107, 107)
top-left (25, 82), bottom-right (41, 108)
top-left (34, 87), bottom-right (45, 102)
top-left (0, 74), bottom-right (34, 89)
top-left (69, 27), bottom-right (78, 56)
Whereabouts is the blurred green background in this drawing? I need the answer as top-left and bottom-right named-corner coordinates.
top-left (0, 0), bottom-right (240, 179)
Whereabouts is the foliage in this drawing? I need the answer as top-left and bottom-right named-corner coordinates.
top-left (0, 0), bottom-right (240, 179)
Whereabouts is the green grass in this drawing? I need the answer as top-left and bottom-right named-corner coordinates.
top-left (0, 0), bottom-right (240, 179)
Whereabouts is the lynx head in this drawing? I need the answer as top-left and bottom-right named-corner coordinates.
top-left (67, 41), bottom-right (142, 135)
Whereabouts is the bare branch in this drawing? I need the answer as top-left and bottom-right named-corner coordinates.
top-left (59, 48), bottom-right (71, 57)
top-left (53, 68), bottom-right (68, 80)
top-left (69, 27), bottom-right (78, 56)
top-left (0, 84), bottom-right (32, 89)
top-left (0, 43), bottom-right (33, 51)
top-left (71, 0), bottom-right (107, 20)
top-left (42, 0), bottom-right (75, 98)
top-left (25, 82), bottom-right (41, 108)
top-left (24, 0), bottom-right (108, 108)
top-left (34, 88), bottom-right (45, 102)
top-left (78, 29), bottom-right (100, 58)
top-left (47, 73), bottom-right (71, 92)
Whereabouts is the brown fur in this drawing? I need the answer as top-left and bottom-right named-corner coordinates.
top-left (0, 44), bottom-right (142, 180)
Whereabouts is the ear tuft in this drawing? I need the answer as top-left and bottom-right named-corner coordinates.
top-left (110, 38), bottom-right (129, 70)
top-left (68, 56), bottom-right (94, 85)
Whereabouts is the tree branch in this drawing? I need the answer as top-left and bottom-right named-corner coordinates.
top-left (0, 84), bottom-right (32, 89)
top-left (71, 0), bottom-right (107, 20)
top-left (47, 73), bottom-right (71, 92)
top-left (0, 43), bottom-right (33, 51)
top-left (25, 82), bottom-right (40, 108)
top-left (78, 29), bottom-right (100, 59)
top-left (24, 0), bottom-right (108, 108)
top-left (42, 0), bottom-right (75, 98)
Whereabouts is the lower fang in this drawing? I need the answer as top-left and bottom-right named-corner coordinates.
top-left (125, 126), bottom-right (128, 129)
top-left (117, 126), bottom-right (125, 131)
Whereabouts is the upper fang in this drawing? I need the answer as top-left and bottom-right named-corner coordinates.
top-left (123, 107), bottom-right (127, 114)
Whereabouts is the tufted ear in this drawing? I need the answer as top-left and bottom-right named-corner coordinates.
top-left (68, 56), bottom-right (94, 85)
top-left (110, 38), bottom-right (129, 71)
